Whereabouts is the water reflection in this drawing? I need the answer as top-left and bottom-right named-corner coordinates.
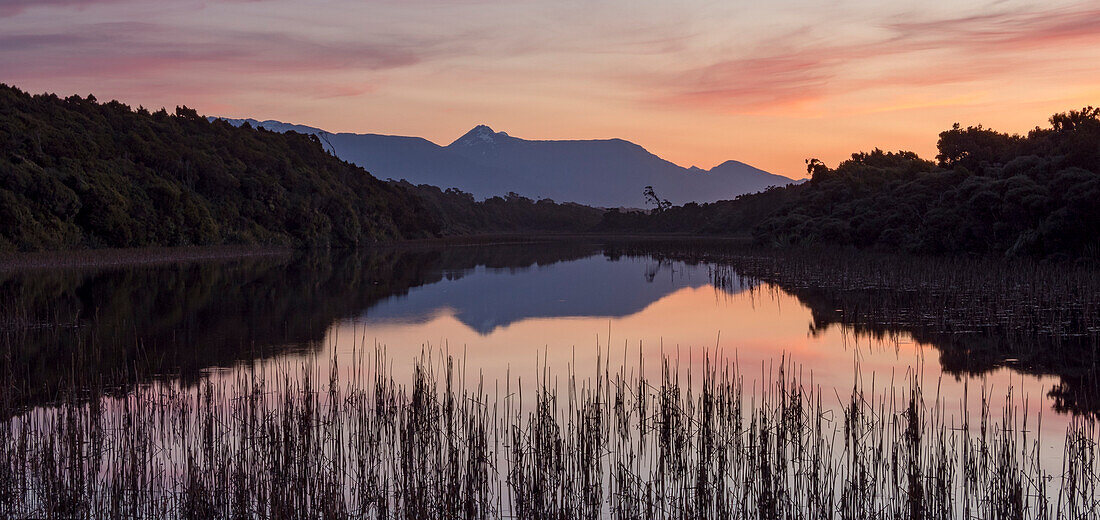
top-left (1, 239), bottom-right (1097, 418)
top-left (362, 256), bottom-right (729, 334)
top-left (0, 243), bottom-right (602, 404)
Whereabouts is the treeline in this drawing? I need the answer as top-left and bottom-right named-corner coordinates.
top-left (603, 108), bottom-right (1100, 258)
top-left (397, 182), bottom-right (604, 235)
top-left (0, 85), bottom-right (603, 252)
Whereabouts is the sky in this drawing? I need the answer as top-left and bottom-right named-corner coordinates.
top-left (2, 0), bottom-right (1098, 178)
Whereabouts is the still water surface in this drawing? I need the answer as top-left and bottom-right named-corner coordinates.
top-left (7, 239), bottom-right (1100, 516)
top-left (4, 239), bottom-right (1095, 451)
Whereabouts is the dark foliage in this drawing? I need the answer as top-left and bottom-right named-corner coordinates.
top-left (599, 186), bottom-right (792, 236)
top-left (601, 108), bottom-right (1100, 258)
top-left (396, 182), bottom-right (604, 235)
top-left (0, 84), bottom-right (441, 251)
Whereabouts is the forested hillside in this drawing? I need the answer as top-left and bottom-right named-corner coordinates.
top-left (0, 84), bottom-right (444, 251)
top-left (603, 108), bottom-right (1100, 258)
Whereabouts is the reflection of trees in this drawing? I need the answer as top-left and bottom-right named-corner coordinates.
top-left (789, 286), bottom-right (1100, 416)
top-left (613, 239), bottom-right (1100, 416)
top-left (0, 241), bottom-right (601, 407)
top-left (643, 259), bottom-right (678, 283)
top-left (752, 269), bottom-right (1099, 416)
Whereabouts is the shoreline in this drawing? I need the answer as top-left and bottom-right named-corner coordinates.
top-left (0, 234), bottom-right (754, 271)
top-left (0, 245), bottom-right (295, 272)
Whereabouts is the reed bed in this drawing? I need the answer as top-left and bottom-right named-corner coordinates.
top-left (1, 347), bottom-right (1098, 519)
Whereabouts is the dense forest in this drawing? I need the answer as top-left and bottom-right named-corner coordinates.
top-left (0, 85), bottom-right (601, 252)
top-left (0, 84), bottom-right (443, 250)
top-left (603, 108), bottom-right (1100, 258)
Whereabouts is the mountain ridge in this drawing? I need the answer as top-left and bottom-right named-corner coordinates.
top-left (214, 117), bottom-right (799, 207)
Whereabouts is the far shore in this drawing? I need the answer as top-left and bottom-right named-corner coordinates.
top-left (0, 233), bottom-right (755, 272)
top-left (0, 245), bottom-right (294, 272)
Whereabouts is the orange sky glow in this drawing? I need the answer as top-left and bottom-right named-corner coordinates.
top-left (2, 0), bottom-right (1098, 178)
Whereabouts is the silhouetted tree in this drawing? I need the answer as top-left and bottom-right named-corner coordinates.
top-left (643, 185), bottom-right (671, 212)
top-left (805, 158), bottom-right (829, 180)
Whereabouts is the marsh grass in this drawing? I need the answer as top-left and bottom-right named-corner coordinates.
top-left (2, 344), bottom-right (1098, 519)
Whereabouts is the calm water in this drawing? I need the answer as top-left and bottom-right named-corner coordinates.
top-left (5, 239), bottom-right (1100, 515)
top-left (4, 240), bottom-right (1095, 423)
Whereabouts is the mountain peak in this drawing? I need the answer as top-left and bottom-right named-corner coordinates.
top-left (450, 124), bottom-right (509, 147)
top-left (711, 160), bottom-right (750, 170)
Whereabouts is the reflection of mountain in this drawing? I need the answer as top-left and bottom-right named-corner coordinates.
top-left (0, 242), bottom-right (602, 406)
top-left (360, 256), bottom-right (735, 334)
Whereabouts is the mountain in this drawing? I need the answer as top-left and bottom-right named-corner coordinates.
top-left (215, 118), bottom-right (798, 208)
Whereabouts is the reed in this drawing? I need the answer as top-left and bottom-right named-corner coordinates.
top-left (1, 346), bottom-right (1097, 519)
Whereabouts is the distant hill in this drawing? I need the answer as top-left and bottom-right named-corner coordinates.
top-left (215, 118), bottom-right (798, 207)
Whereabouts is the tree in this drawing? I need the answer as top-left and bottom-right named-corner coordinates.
top-left (643, 185), bottom-right (671, 212)
top-left (805, 158), bottom-right (829, 180)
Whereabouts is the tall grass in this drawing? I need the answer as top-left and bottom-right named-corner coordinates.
top-left (2, 346), bottom-right (1097, 519)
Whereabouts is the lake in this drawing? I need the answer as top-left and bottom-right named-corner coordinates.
top-left (3, 238), bottom-right (1098, 517)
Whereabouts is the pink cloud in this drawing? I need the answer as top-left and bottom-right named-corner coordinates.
top-left (660, 53), bottom-right (832, 111)
top-left (0, 0), bottom-right (273, 17)
top-left (0, 0), bottom-right (120, 17)
top-left (0, 21), bottom-right (441, 80)
top-left (655, 4), bottom-right (1100, 113)
top-left (886, 6), bottom-right (1100, 52)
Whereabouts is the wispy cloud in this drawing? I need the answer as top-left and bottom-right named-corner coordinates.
top-left (659, 53), bottom-right (833, 111)
top-left (0, 0), bottom-right (272, 17)
top-left (886, 6), bottom-right (1100, 51)
top-left (0, 0), bottom-right (119, 17)
top-left (0, 21), bottom-right (457, 81)
top-left (654, 4), bottom-right (1100, 113)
